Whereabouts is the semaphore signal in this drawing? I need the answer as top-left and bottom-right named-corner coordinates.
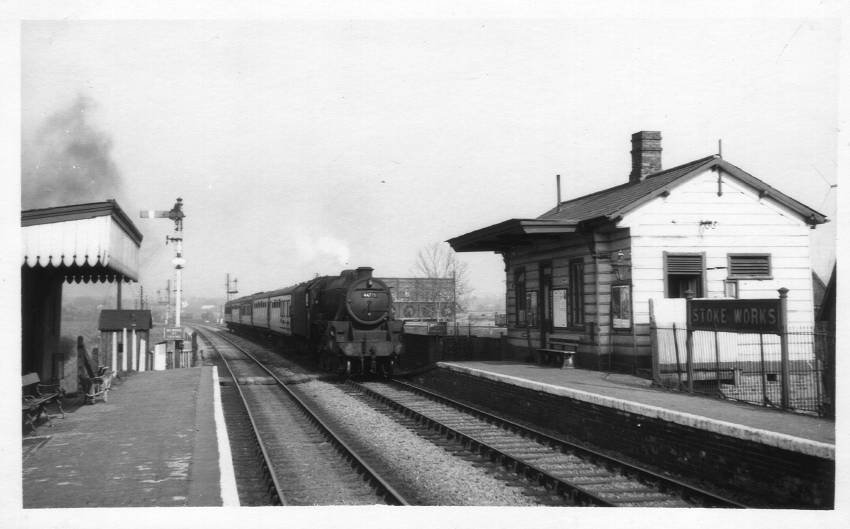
top-left (140, 198), bottom-right (186, 333)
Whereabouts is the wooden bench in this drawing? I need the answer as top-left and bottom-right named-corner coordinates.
top-left (80, 366), bottom-right (115, 404)
top-left (536, 339), bottom-right (579, 369)
top-left (77, 337), bottom-right (116, 404)
top-left (22, 373), bottom-right (64, 430)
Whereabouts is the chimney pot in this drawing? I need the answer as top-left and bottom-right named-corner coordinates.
top-left (630, 131), bottom-right (662, 183)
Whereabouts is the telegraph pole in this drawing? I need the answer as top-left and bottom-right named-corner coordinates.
top-left (225, 273), bottom-right (239, 302)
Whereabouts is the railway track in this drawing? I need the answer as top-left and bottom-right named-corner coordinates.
top-left (350, 379), bottom-right (747, 508)
top-left (194, 327), bottom-right (410, 506)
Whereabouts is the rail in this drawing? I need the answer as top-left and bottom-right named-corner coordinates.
top-left (207, 327), bottom-right (411, 506)
top-left (195, 327), bottom-right (288, 505)
top-left (359, 378), bottom-right (746, 508)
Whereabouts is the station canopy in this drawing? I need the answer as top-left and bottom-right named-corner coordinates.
top-left (22, 200), bottom-right (143, 283)
top-left (447, 219), bottom-right (578, 253)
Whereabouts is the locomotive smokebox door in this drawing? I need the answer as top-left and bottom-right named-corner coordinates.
top-left (347, 276), bottom-right (390, 325)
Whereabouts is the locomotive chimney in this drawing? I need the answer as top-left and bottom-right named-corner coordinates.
top-left (629, 131), bottom-right (662, 183)
top-left (355, 267), bottom-right (374, 280)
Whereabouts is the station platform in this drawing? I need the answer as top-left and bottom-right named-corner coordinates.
top-left (436, 361), bottom-right (834, 459)
top-left (22, 366), bottom-right (237, 508)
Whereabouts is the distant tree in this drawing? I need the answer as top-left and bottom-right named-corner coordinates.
top-left (412, 242), bottom-right (473, 315)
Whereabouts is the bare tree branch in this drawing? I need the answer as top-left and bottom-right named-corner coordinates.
top-left (412, 242), bottom-right (473, 313)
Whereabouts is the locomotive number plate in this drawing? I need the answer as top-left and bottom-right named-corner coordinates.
top-left (361, 292), bottom-right (378, 298)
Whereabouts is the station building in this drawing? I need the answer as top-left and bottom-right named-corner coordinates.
top-left (22, 200), bottom-right (143, 391)
top-left (448, 131), bottom-right (828, 373)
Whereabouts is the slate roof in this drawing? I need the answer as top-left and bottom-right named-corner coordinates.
top-left (98, 310), bottom-right (154, 331)
top-left (449, 154), bottom-right (828, 253)
top-left (537, 155), bottom-right (827, 225)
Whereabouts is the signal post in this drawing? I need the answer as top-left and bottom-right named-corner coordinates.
top-left (141, 198), bottom-right (187, 367)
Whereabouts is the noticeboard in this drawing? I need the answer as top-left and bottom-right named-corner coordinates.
top-left (687, 298), bottom-right (782, 334)
top-left (552, 289), bottom-right (567, 328)
top-left (164, 327), bottom-right (183, 341)
top-left (611, 285), bottom-right (632, 329)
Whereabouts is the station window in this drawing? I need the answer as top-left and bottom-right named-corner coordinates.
top-left (568, 259), bottom-right (585, 327)
top-left (526, 290), bottom-right (538, 328)
top-left (514, 268), bottom-right (527, 326)
top-left (664, 252), bottom-right (705, 298)
top-left (728, 254), bottom-right (771, 279)
top-left (611, 284), bottom-right (632, 330)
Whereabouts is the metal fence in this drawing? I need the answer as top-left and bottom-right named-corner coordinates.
top-left (652, 322), bottom-right (834, 417)
top-left (403, 321), bottom-right (507, 338)
top-left (403, 322), bottom-right (507, 361)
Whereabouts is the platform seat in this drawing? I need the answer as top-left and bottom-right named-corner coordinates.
top-left (536, 338), bottom-right (578, 369)
top-left (77, 338), bottom-right (116, 404)
top-left (22, 373), bottom-right (65, 430)
top-left (80, 366), bottom-right (115, 404)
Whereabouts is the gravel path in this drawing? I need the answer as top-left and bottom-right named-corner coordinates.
top-left (297, 379), bottom-right (541, 506)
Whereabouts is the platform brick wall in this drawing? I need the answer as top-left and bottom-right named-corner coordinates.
top-left (414, 368), bottom-right (834, 508)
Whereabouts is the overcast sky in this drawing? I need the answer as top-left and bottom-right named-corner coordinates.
top-left (18, 13), bottom-right (839, 305)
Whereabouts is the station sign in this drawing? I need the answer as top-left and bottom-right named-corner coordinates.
top-left (164, 327), bottom-right (184, 341)
top-left (687, 299), bottom-right (782, 334)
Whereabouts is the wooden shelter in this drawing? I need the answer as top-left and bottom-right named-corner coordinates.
top-left (21, 200), bottom-right (142, 390)
top-left (98, 310), bottom-right (154, 372)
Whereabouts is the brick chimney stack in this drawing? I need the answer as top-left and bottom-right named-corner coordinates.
top-left (630, 131), bottom-right (662, 183)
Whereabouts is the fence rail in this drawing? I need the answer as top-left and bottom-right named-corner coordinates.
top-left (403, 321), bottom-right (507, 338)
top-left (403, 322), bottom-right (507, 362)
top-left (652, 323), bottom-right (834, 418)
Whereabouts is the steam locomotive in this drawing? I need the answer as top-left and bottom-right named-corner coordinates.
top-left (224, 267), bottom-right (403, 376)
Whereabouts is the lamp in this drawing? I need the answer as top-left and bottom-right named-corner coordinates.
top-left (612, 249), bottom-right (631, 282)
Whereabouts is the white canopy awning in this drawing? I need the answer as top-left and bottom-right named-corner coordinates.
top-left (22, 200), bottom-right (143, 283)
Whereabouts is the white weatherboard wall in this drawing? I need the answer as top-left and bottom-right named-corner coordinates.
top-left (623, 169), bottom-right (816, 363)
top-left (620, 168), bottom-right (816, 329)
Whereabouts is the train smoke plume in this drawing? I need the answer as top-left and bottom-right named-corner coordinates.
top-left (294, 232), bottom-right (351, 270)
top-left (22, 95), bottom-right (124, 209)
